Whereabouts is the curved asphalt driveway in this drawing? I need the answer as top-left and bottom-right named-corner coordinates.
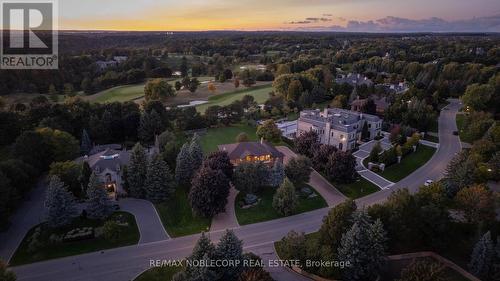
top-left (119, 198), bottom-right (169, 244)
top-left (12, 100), bottom-right (462, 281)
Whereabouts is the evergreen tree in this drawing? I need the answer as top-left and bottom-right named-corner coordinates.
top-left (189, 232), bottom-right (215, 261)
top-left (80, 129), bottom-right (92, 155)
top-left (272, 178), bottom-right (297, 216)
top-left (127, 143), bottom-right (148, 198)
top-left (189, 134), bottom-right (204, 172)
top-left (44, 176), bottom-right (77, 228)
top-left (86, 172), bottom-right (113, 219)
top-left (368, 141), bottom-right (383, 163)
top-left (361, 122), bottom-right (369, 140)
top-left (187, 253), bottom-right (218, 281)
top-left (175, 143), bottom-right (192, 186)
top-left (215, 230), bottom-right (244, 281)
top-left (145, 154), bottom-right (175, 203)
top-left (79, 161), bottom-right (92, 194)
top-left (138, 110), bottom-right (164, 144)
top-left (338, 211), bottom-right (387, 281)
top-left (189, 167), bottom-right (230, 218)
top-left (268, 161), bottom-right (286, 187)
top-left (469, 231), bottom-right (494, 279)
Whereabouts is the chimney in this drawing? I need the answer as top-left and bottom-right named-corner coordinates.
top-left (260, 137), bottom-right (264, 144)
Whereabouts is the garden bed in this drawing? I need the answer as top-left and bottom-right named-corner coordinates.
top-left (10, 212), bottom-right (139, 266)
top-left (235, 184), bottom-right (327, 225)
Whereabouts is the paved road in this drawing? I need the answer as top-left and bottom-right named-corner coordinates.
top-left (0, 180), bottom-right (46, 262)
top-left (210, 186), bottom-right (240, 232)
top-left (11, 99), bottom-right (462, 281)
top-left (277, 146), bottom-right (347, 206)
top-left (119, 198), bottom-right (169, 244)
top-left (357, 99), bottom-right (462, 206)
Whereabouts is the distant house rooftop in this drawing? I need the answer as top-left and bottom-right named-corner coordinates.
top-left (77, 147), bottom-right (129, 173)
top-left (218, 141), bottom-right (283, 160)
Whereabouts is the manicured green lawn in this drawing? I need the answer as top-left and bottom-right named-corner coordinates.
top-left (200, 124), bottom-right (258, 153)
top-left (196, 84), bottom-right (272, 113)
top-left (89, 77), bottom-right (213, 104)
top-left (235, 185), bottom-right (327, 225)
top-left (92, 83), bottom-right (147, 103)
top-left (135, 265), bottom-right (184, 281)
top-left (155, 187), bottom-right (211, 237)
top-left (378, 145), bottom-right (436, 182)
top-left (456, 113), bottom-right (474, 144)
top-left (10, 212), bottom-right (139, 266)
top-left (336, 178), bottom-right (380, 199)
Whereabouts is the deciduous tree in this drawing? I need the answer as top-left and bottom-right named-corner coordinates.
top-left (285, 156), bottom-right (312, 186)
top-left (256, 120), bottom-right (282, 143)
top-left (189, 167), bottom-right (230, 218)
top-left (325, 151), bottom-right (356, 183)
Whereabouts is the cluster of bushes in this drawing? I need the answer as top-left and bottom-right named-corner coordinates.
top-left (370, 131), bottom-right (421, 167)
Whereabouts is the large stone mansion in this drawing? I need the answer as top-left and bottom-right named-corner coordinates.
top-left (297, 108), bottom-right (382, 151)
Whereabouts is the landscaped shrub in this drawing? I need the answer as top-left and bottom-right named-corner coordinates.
top-left (27, 227), bottom-right (43, 253)
top-left (103, 221), bottom-right (122, 242)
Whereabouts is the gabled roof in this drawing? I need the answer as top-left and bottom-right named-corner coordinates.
top-left (77, 148), bottom-right (129, 173)
top-left (218, 141), bottom-right (283, 160)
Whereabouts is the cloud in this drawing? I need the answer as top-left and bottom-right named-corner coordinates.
top-left (305, 17), bottom-right (332, 22)
top-left (291, 14), bottom-right (500, 32)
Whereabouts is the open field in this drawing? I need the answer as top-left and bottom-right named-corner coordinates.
top-left (155, 187), bottom-right (211, 237)
top-left (10, 212), bottom-right (139, 266)
top-left (199, 123), bottom-right (289, 153)
top-left (195, 84), bottom-right (272, 113)
top-left (199, 123), bottom-right (259, 153)
top-left (235, 185), bottom-right (327, 225)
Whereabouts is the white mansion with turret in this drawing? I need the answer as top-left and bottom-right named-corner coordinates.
top-left (297, 108), bottom-right (382, 151)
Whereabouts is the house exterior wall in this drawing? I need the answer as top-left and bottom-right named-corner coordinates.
top-left (297, 109), bottom-right (382, 151)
